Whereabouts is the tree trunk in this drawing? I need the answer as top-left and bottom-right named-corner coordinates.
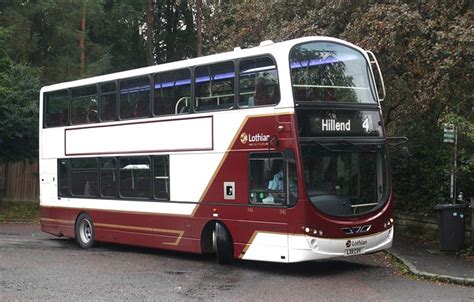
top-left (196, 0), bottom-right (203, 57)
top-left (146, 0), bottom-right (155, 66)
top-left (79, 0), bottom-right (86, 77)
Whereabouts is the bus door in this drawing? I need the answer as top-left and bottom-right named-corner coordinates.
top-left (243, 151), bottom-right (293, 262)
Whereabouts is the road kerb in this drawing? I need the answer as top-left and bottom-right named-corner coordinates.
top-left (387, 250), bottom-right (474, 286)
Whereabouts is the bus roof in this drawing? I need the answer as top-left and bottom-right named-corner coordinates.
top-left (40, 36), bottom-right (367, 94)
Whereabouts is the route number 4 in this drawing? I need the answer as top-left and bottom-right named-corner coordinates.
top-left (362, 117), bottom-right (370, 132)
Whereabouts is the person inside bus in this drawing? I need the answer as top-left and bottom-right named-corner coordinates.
top-left (296, 88), bottom-right (307, 102)
top-left (253, 79), bottom-right (272, 106)
top-left (271, 86), bottom-right (280, 104)
top-left (268, 170), bottom-right (284, 191)
top-left (133, 96), bottom-right (149, 117)
top-left (262, 163), bottom-right (284, 204)
top-left (324, 89), bottom-right (336, 102)
top-left (101, 98), bottom-right (116, 121)
top-left (154, 94), bottom-right (163, 115)
top-left (320, 156), bottom-right (338, 193)
top-left (120, 98), bottom-right (133, 119)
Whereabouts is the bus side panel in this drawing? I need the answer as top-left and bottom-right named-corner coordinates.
top-left (191, 114), bottom-right (298, 262)
top-left (90, 208), bottom-right (201, 253)
top-left (193, 203), bottom-right (289, 261)
top-left (40, 206), bottom-right (78, 238)
top-left (94, 229), bottom-right (201, 254)
top-left (40, 205), bottom-right (206, 254)
top-left (40, 112), bottom-right (298, 262)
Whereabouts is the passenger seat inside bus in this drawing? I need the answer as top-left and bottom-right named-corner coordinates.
top-left (179, 105), bottom-right (190, 113)
top-left (74, 107), bottom-right (88, 124)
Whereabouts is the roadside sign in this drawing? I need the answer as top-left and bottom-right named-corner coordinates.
top-left (443, 123), bottom-right (458, 202)
top-left (443, 124), bottom-right (455, 143)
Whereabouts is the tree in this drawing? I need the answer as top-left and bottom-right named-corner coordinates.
top-left (342, 2), bottom-right (473, 209)
top-left (1, 0), bottom-right (112, 84)
top-left (80, 0), bottom-right (87, 77)
top-left (145, 0), bottom-right (155, 65)
top-left (195, 0), bottom-right (203, 57)
top-left (204, 0), bottom-right (473, 210)
top-left (0, 0), bottom-right (471, 210)
top-left (0, 27), bottom-right (40, 161)
top-left (155, 0), bottom-right (196, 63)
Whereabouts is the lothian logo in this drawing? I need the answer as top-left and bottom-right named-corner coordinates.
top-left (240, 133), bottom-right (248, 144)
top-left (240, 132), bottom-right (270, 144)
top-left (346, 239), bottom-right (367, 248)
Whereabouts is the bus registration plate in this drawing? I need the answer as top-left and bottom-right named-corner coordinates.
top-left (344, 247), bottom-right (363, 256)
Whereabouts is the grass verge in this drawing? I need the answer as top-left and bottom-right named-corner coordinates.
top-left (384, 251), bottom-right (411, 276)
top-left (0, 201), bottom-right (40, 221)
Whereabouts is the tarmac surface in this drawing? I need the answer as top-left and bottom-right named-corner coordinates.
top-left (389, 234), bottom-right (474, 285)
top-left (1, 223), bottom-right (473, 301)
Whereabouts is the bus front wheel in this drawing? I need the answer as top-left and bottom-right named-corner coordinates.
top-left (214, 222), bottom-right (233, 264)
top-left (75, 213), bottom-right (96, 249)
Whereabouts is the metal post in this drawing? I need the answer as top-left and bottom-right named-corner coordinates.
top-left (453, 126), bottom-right (458, 203)
top-left (450, 173), bottom-right (454, 202)
top-left (445, 123), bottom-right (457, 203)
top-left (471, 197), bottom-right (474, 246)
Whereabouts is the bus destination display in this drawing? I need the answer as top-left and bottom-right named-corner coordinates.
top-left (297, 109), bottom-right (383, 137)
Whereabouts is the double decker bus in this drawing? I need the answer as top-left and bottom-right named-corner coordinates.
top-left (39, 36), bottom-right (392, 264)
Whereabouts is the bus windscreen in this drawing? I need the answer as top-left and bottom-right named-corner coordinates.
top-left (290, 42), bottom-right (377, 104)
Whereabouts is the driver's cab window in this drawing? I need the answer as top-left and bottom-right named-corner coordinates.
top-left (249, 153), bottom-right (285, 205)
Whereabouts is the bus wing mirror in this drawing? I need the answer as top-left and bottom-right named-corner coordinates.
top-left (387, 136), bottom-right (408, 147)
top-left (367, 51), bottom-right (386, 103)
top-left (284, 149), bottom-right (295, 160)
top-left (387, 137), bottom-right (412, 160)
top-left (269, 136), bottom-right (279, 148)
top-left (402, 146), bottom-right (412, 160)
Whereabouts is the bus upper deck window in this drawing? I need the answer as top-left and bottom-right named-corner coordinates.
top-left (71, 85), bottom-right (98, 125)
top-left (44, 90), bottom-right (69, 127)
top-left (195, 61), bottom-right (235, 112)
top-left (290, 42), bottom-right (376, 104)
top-left (120, 77), bottom-right (151, 119)
top-left (101, 82), bottom-right (117, 122)
top-left (239, 57), bottom-right (279, 108)
top-left (154, 69), bottom-right (191, 116)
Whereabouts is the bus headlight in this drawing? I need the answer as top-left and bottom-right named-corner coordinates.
top-left (384, 218), bottom-right (394, 229)
top-left (304, 226), bottom-right (324, 237)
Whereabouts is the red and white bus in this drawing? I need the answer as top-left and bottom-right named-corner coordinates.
top-left (39, 36), bottom-right (393, 264)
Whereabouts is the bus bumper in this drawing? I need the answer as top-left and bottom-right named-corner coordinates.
top-left (288, 226), bottom-right (394, 263)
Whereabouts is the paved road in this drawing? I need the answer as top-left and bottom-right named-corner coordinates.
top-left (0, 223), bottom-right (472, 301)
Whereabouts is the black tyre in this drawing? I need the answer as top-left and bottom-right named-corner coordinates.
top-left (75, 213), bottom-right (95, 249)
top-left (214, 222), bottom-right (233, 264)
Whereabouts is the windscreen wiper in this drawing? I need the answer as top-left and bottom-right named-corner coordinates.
top-left (340, 139), bottom-right (375, 153)
top-left (300, 139), bottom-right (334, 151)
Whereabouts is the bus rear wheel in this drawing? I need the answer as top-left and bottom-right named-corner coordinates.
top-left (75, 213), bottom-right (95, 249)
top-left (214, 222), bottom-right (233, 264)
